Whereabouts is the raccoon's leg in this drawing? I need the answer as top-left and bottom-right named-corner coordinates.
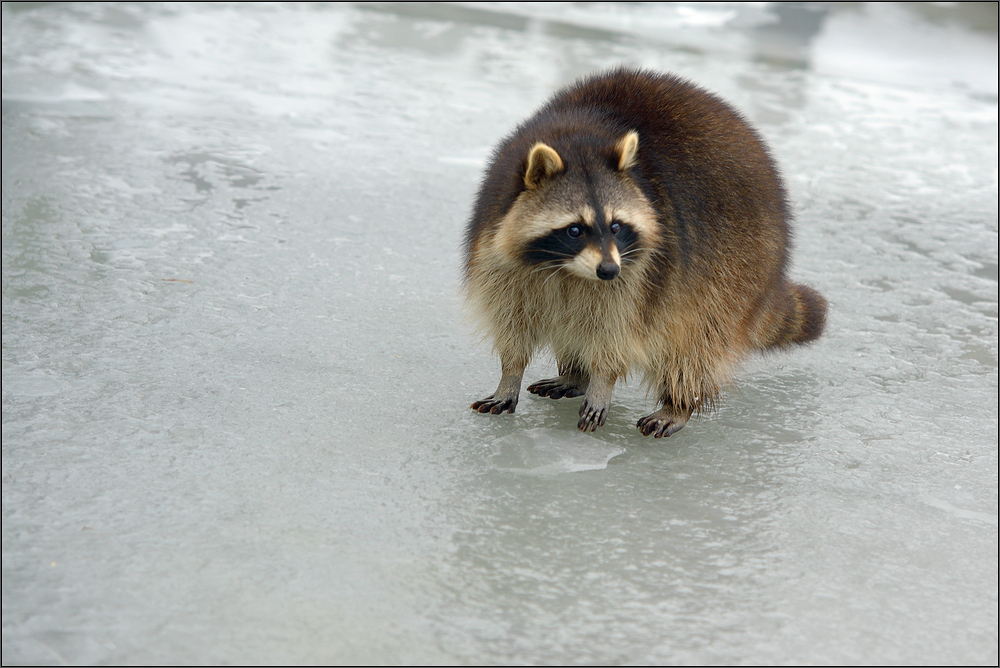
top-left (471, 357), bottom-right (528, 415)
top-left (577, 373), bottom-right (616, 432)
top-left (637, 402), bottom-right (694, 438)
top-left (527, 358), bottom-right (589, 400)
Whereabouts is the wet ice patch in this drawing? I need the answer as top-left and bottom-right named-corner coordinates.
top-left (2, 371), bottom-right (66, 398)
top-left (490, 428), bottom-right (625, 475)
top-left (920, 495), bottom-right (998, 526)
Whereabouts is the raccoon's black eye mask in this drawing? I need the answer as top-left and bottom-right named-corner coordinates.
top-left (522, 225), bottom-right (589, 265)
top-left (521, 220), bottom-right (641, 266)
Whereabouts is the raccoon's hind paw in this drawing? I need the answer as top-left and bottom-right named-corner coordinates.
top-left (637, 407), bottom-right (692, 438)
top-left (527, 375), bottom-right (587, 400)
top-left (471, 395), bottom-right (518, 414)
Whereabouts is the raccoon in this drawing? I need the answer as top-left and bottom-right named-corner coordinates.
top-left (463, 67), bottom-right (827, 437)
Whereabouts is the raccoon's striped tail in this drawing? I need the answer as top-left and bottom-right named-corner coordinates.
top-left (760, 281), bottom-right (828, 349)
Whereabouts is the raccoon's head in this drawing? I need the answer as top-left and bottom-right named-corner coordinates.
top-left (495, 130), bottom-right (659, 282)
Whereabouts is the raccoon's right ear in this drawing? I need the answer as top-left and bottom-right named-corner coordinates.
top-left (524, 142), bottom-right (564, 189)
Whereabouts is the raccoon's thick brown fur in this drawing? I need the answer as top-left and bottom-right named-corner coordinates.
top-left (463, 67), bottom-right (827, 437)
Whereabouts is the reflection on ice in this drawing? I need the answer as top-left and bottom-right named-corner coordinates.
top-left (490, 428), bottom-right (625, 475)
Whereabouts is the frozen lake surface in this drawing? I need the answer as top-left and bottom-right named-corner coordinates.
top-left (3, 2), bottom-right (997, 664)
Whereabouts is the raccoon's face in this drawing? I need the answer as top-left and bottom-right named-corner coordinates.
top-left (521, 202), bottom-right (641, 281)
top-left (495, 133), bottom-right (659, 282)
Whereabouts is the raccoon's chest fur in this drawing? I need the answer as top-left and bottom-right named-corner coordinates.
top-left (536, 271), bottom-right (651, 375)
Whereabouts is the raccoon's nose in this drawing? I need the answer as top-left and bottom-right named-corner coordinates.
top-left (597, 261), bottom-right (620, 281)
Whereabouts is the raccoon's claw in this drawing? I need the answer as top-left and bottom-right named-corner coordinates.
top-left (473, 372), bottom-right (523, 415)
top-left (471, 396), bottom-right (518, 414)
top-left (527, 376), bottom-right (587, 400)
top-left (577, 399), bottom-right (608, 432)
top-left (637, 408), bottom-right (690, 438)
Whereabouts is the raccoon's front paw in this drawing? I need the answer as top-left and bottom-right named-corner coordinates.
top-left (637, 408), bottom-right (691, 438)
top-left (527, 376), bottom-right (587, 400)
top-left (471, 395), bottom-right (518, 414)
top-left (577, 398), bottom-right (609, 432)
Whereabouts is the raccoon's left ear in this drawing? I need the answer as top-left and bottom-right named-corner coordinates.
top-left (524, 142), bottom-right (564, 189)
top-left (615, 131), bottom-right (639, 171)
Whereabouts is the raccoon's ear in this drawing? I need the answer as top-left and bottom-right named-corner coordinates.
top-left (615, 131), bottom-right (639, 171)
top-left (524, 142), bottom-right (564, 189)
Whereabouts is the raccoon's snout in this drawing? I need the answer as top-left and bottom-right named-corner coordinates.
top-left (597, 261), bottom-right (620, 281)
top-left (596, 239), bottom-right (621, 280)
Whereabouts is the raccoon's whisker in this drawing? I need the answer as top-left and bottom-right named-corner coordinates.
top-left (533, 262), bottom-right (565, 286)
top-left (529, 260), bottom-right (565, 276)
top-left (531, 267), bottom-right (557, 282)
top-left (618, 246), bottom-right (644, 258)
top-left (527, 252), bottom-right (574, 273)
top-left (550, 245), bottom-right (578, 257)
top-left (542, 265), bottom-right (570, 288)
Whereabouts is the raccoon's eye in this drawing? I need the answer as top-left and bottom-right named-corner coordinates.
top-left (610, 220), bottom-right (622, 235)
top-left (567, 224), bottom-right (583, 238)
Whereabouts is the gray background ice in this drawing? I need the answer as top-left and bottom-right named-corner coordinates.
top-left (3, 2), bottom-right (997, 664)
